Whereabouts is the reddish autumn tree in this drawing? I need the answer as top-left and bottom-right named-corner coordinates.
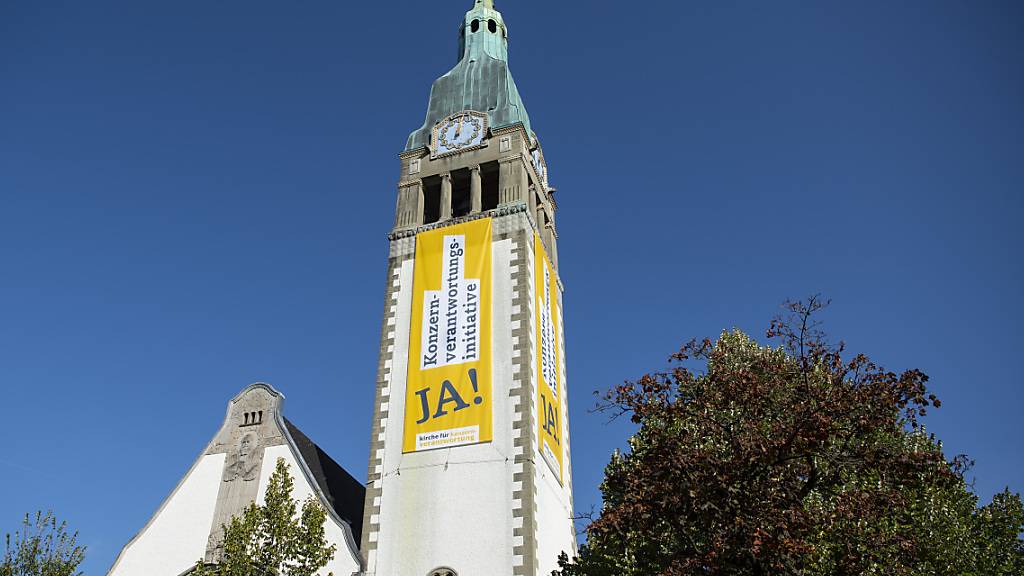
top-left (556, 298), bottom-right (1024, 576)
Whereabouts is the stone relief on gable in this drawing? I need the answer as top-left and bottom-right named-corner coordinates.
top-left (222, 432), bottom-right (261, 482)
top-left (205, 386), bottom-right (286, 561)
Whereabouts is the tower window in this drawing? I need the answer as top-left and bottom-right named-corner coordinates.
top-left (451, 168), bottom-right (472, 218)
top-left (241, 411), bottom-right (263, 427)
top-left (488, 19), bottom-right (497, 33)
top-left (429, 569), bottom-right (457, 576)
top-left (471, 19), bottom-right (480, 33)
top-left (481, 161), bottom-right (499, 211)
top-left (422, 175), bottom-right (442, 224)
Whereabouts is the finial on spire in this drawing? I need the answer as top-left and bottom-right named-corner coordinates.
top-left (476, 0), bottom-right (495, 9)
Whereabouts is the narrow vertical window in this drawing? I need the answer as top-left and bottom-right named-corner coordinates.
top-left (481, 161), bottom-right (500, 211)
top-left (423, 176), bottom-right (442, 224)
top-left (450, 168), bottom-right (472, 218)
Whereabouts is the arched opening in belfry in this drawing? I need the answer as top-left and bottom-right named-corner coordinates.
top-left (423, 175), bottom-right (442, 224)
top-left (451, 168), bottom-right (472, 218)
top-left (481, 161), bottom-right (499, 211)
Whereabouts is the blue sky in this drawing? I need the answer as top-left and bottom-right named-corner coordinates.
top-left (1, 1), bottom-right (1021, 573)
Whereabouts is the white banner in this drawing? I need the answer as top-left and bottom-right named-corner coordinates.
top-left (420, 234), bottom-right (481, 371)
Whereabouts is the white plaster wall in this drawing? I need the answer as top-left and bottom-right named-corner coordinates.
top-left (373, 239), bottom-right (518, 576)
top-left (534, 465), bottom-right (575, 575)
top-left (370, 257), bottom-right (414, 574)
top-left (109, 453), bottom-right (226, 576)
top-left (257, 445), bottom-right (362, 576)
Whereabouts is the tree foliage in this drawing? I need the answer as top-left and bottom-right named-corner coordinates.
top-left (557, 298), bottom-right (1024, 576)
top-left (194, 458), bottom-right (337, 576)
top-left (1, 511), bottom-right (85, 576)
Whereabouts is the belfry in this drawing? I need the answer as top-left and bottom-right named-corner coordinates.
top-left (363, 0), bottom-right (575, 573)
top-left (105, 2), bottom-right (575, 575)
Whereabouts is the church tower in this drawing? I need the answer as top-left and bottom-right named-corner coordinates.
top-left (361, 1), bottom-right (576, 575)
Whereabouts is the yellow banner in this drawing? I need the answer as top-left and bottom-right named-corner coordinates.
top-left (535, 234), bottom-right (563, 482)
top-left (404, 218), bottom-right (493, 453)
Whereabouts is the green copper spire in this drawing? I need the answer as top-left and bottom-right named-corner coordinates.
top-left (405, 0), bottom-right (533, 151)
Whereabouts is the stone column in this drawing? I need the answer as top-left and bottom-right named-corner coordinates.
top-left (395, 181), bottom-right (423, 229)
top-left (545, 223), bottom-right (559, 269)
top-left (516, 159), bottom-right (528, 204)
top-left (470, 165), bottom-right (482, 213)
top-left (499, 155), bottom-right (526, 205)
top-left (440, 172), bottom-right (452, 221)
top-left (529, 187), bottom-right (540, 226)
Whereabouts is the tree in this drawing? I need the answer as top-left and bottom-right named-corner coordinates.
top-left (556, 298), bottom-right (1024, 576)
top-left (194, 457), bottom-right (337, 576)
top-left (1, 511), bottom-right (86, 576)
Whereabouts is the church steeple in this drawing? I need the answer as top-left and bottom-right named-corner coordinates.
top-left (366, 4), bottom-right (575, 575)
top-left (406, 0), bottom-right (532, 151)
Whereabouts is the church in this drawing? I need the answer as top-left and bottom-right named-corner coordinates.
top-left (107, 1), bottom-right (576, 575)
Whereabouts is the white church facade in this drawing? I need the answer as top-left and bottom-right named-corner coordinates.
top-left (108, 384), bottom-right (365, 576)
top-left (109, 1), bottom-right (576, 575)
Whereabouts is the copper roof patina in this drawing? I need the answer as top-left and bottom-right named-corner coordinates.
top-left (406, 0), bottom-right (533, 151)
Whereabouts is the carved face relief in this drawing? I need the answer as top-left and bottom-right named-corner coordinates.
top-left (240, 433), bottom-right (253, 457)
top-left (223, 432), bottom-right (262, 483)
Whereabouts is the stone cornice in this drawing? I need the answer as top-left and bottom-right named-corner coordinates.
top-left (491, 122), bottom-right (531, 142)
top-left (388, 202), bottom-right (530, 240)
top-left (497, 153), bottom-right (524, 164)
top-left (399, 147), bottom-right (428, 160)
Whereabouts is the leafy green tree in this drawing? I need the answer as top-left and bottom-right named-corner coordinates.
top-left (556, 298), bottom-right (1024, 576)
top-left (194, 457), bottom-right (337, 576)
top-left (1, 511), bottom-right (86, 576)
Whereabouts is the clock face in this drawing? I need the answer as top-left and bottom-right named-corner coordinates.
top-left (532, 147), bottom-right (547, 186)
top-left (433, 111), bottom-right (487, 157)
